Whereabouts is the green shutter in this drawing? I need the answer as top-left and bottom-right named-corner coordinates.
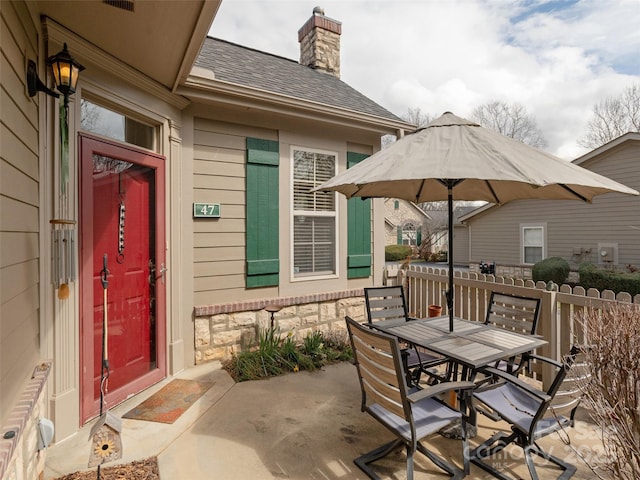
top-left (397, 226), bottom-right (402, 245)
top-left (347, 152), bottom-right (371, 278)
top-left (246, 138), bottom-right (279, 288)
top-left (417, 226), bottom-right (422, 246)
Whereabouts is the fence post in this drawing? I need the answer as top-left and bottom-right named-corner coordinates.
top-left (539, 287), bottom-right (558, 389)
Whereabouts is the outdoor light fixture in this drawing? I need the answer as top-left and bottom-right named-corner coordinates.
top-left (27, 43), bottom-right (84, 107)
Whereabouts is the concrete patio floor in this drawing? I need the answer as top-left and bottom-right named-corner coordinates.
top-left (44, 362), bottom-right (606, 479)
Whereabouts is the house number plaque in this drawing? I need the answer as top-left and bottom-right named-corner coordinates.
top-left (193, 203), bottom-right (221, 218)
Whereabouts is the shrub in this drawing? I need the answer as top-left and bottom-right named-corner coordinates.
top-left (222, 328), bottom-right (352, 382)
top-left (429, 251), bottom-right (447, 262)
top-left (532, 256), bottom-right (569, 285)
top-left (385, 245), bottom-right (412, 261)
top-left (576, 303), bottom-right (640, 478)
top-left (579, 262), bottom-right (640, 296)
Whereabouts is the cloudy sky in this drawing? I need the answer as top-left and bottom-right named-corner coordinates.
top-left (209, 0), bottom-right (640, 159)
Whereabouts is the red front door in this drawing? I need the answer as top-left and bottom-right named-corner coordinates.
top-left (79, 134), bottom-right (166, 423)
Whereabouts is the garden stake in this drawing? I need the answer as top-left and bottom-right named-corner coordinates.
top-left (98, 254), bottom-right (110, 480)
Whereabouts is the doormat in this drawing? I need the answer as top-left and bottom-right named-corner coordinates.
top-left (122, 379), bottom-right (213, 424)
top-left (54, 456), bottom-right (159, 479)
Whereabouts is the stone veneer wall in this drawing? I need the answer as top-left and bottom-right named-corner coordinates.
top-left (0, 361), bottom-right (52, 480)
top-left (193, 290), bottom-right (365, 364)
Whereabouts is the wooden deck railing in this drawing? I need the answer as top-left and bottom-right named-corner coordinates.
top-left (402, 265), bottom-right (640, 386)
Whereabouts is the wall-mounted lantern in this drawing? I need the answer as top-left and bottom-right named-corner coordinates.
top-left (27, 43), bottom-right (84, 107)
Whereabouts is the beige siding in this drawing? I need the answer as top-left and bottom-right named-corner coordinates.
top-left (452, 225), bottom-right (469, 264)
top-left (0, 0), bottom-right (41, 425)
top-left (466, 140), bottom-right (640, 269)
top-left (192, 118), bottom-right (278, 304)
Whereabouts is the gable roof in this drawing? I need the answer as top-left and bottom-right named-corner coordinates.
top-left (574, 132), bottom-right (640, 166)
top-left (458, 133), bottom-right (640, 223)
top-left (384, 198), bottom-right (431, 221)
top-left (192, 37), bottom-right (408, 126)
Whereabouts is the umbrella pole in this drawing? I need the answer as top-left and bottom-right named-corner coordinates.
top-left (447, 185), bottom-right (454, 332)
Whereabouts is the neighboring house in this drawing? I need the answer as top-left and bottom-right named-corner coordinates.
top-left (384, 199), bottom-right (430, 246)
top-left (459, 133), bottom-right (640, 277)
top-left (428, 204), bottom-right (477, 260)
top-left (0, 2), bottom-right (413, 476)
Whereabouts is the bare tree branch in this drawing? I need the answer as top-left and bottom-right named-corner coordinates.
top-left (579, 83), bottom-right (640, 149)
top-left (402, 107), bottom-right (434, 129)
top-left (471, 100), bottom-right (547, 148)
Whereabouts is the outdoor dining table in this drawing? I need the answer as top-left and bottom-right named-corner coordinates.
top-left (371, 315), bottom-right (548, 380)
top-left (370, 315), bottom-right (548, 438)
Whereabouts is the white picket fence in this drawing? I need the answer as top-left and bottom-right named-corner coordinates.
top-left (402, 265), bottom-right (640, 386)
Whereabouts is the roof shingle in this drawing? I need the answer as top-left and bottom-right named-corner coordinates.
top-left (195, 37), bottom-right (403, 122)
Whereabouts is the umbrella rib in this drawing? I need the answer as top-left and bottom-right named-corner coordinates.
top-left (560, 184), bottom-right (590, 203)
top-left (416, 180), bottom-right (427, 202)
top-left (484, 180), bottom-right (501, 204)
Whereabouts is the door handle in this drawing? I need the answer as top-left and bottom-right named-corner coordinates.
top-left (158, 263), bottom-right (167, 284)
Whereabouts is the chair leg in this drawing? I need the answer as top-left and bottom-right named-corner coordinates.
top-left (526, 443), bottom-right (577, 480)
top-left (354, 438), bottom-right (403, 480)
top-left (406, 446), bottom-right (414, 480)
top-left (471, 432), bottom-right (577, 480)
top-left (416, 441), bottom-right (466, 479)
top-left (355, 435), bottom-right (466, 480)
top-left (470, 432), bottom-right (518, 480)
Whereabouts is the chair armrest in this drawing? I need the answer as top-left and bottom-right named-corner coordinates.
top-left (476, 367), bottom-right (551, 402)
top-left (523, 353), bottom-right (563, 369)
top-left (408, 381), bottom-right (475, 403)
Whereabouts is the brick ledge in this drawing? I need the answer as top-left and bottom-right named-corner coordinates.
top-left (194, 288), bottom-right (364, 317)
top-left (0, 360), bottom-right (52, 479)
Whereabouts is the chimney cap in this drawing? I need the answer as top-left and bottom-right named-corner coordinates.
top-left (313, 6), bottom-right (325, 15)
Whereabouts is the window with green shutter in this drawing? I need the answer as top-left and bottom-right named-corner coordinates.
top-left (246, 138), bottom-right (279, 288)
top-left (292, 148), bottom-right (336, 277)
top-left (347, 152), bottom-right (371, 278)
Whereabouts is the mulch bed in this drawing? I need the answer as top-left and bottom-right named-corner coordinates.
top-left (54, 457), bottom-right (159, 480)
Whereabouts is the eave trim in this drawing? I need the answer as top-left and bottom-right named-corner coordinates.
top-left (43, 16), bottom-right (190, 109)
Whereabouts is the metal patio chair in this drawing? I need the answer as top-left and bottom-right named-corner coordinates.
top-left (345, 316), bottom-right (474, 480)
top-left (470, 346), bottom-right (588, 480)
top-left (484, 292), bottom-right (541, 375)
top-left (364, 286), bottom-right (447, 385)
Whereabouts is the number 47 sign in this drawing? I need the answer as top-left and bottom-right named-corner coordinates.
top-left (193, 203), bottom-right (221, 218)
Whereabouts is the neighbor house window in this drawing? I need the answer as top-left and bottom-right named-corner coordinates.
top-left (292, 148), bottom-right (337, 278)
top-left (522, 225), bottom-right (545, 264)
top-left (402, 223), bottom-right (416, 246)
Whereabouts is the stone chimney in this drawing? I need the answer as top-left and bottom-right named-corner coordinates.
top-left (298, 6), bottom-right (342, 78)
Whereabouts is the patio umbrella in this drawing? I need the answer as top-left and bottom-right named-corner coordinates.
top-left (316, 112), bottom-right (638, 331)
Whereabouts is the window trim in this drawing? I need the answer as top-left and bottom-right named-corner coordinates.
top-left (520, 223), bottom-right (546, 265)
top-left (79, 95), bottom-right (159, 153)
top-left (290, 146), bottom-right (339, 282)
top-left (402, 222), bottom-right (417, 246)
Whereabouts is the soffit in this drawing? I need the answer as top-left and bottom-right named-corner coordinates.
top-left (36, 0), bottom-right (221, 90)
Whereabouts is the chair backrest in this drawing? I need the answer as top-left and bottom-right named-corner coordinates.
top-left (364, 286), bottom-right (408, 324)
top-left (345, 316), bottom-right (409, 421)
top-left (485, 292), bottom-right (541, 335)
top-left (548, 346), bottom-right (590, 420)
top-left (528, 346), bottom-right (587, 437)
